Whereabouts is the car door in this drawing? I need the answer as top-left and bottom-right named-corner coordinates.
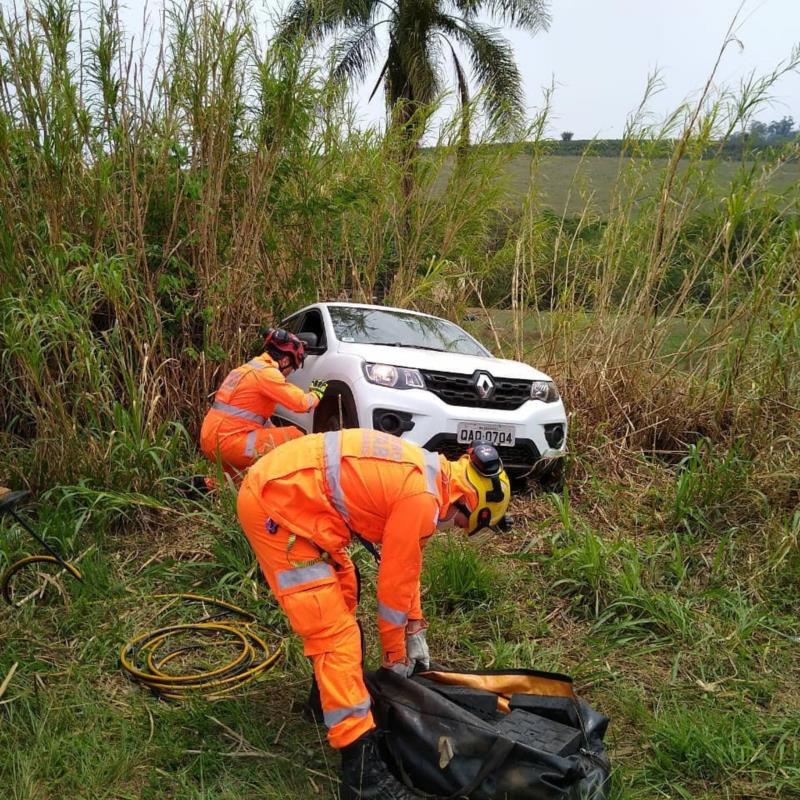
top-left (275, 308), bottom-right (331, 432)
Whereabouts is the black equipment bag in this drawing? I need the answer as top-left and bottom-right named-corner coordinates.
top-left (365, 667), bottom-right (610, 800)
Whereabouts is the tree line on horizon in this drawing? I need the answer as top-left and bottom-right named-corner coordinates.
top-left (462, 116), bottom-right (800, 159)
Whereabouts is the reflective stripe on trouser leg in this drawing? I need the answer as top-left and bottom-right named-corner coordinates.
top-left (218, 427), bottom-right (305, 473)
top-left (212, 431), bottom-right (267, 474)
top-left (378, 600), bottom-right (408, 626)
top-left (323, 697), bottom-right (371, 727)
top-left (276, 561), bottom-right (334, 591)
top-left (311, 624), bottom-right (375, 749)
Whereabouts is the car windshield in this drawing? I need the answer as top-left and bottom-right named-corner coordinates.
top-left (328, 306), bottom-right (489, 356)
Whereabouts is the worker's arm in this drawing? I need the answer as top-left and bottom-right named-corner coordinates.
top-left (376, 493), bottom-right (438, 665)
top-left (256, 368), bottom-right (319, 413)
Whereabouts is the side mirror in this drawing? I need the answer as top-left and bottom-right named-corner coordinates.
top-left (298, 331), bottom-right (325, 355)
top-left (298, 332), bottom-right (318, 348)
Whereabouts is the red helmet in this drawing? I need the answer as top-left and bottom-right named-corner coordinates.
top-left (263, 328), bottom-right (306, 370)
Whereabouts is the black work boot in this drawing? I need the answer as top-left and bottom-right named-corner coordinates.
top-left (302, 676), bottom-right (324, 724)
top-left (340, 730), bottom-right (418, 799)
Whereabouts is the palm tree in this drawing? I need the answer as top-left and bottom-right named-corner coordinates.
top-left (279, 0), bottom-right (549, 143)
top-left (279, 0), bottom-right (550, 293)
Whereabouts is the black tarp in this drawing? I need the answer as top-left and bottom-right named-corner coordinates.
top-left (365, 667), bottom-right (610, 800)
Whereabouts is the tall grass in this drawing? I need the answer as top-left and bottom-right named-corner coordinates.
top-left (2, 7), bottom-right (799, 798)
top-left (0, 0), bottom-right (514, 488)
top-left (488, 42), bottom-right (800, 461)
top-left (1, 0), bottom-right (798, 498)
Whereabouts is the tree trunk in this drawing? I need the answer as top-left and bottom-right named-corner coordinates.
top-left (377, 92), bottom-right (419, 302)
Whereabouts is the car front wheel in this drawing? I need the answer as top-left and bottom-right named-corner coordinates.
top-left (313, 390), bottom-right (358, 432)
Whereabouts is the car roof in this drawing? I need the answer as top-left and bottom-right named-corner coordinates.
top-left (288, 301), bottom-right (447, 322)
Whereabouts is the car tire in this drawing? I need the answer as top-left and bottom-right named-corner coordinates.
top-left (313, 388), bottom-right (358, 432)
top-left (509, 473), bottom-right (533, 495)
top-left (536, 458), bottom-right (567, 494)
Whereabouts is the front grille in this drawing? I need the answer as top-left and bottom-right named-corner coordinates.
top-left (424, 434), bottom-right (540, 471)
top-left (420, 369), bottom-right (531, 410)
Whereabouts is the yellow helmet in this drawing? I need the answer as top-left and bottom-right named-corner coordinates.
top-left (449, 444), bottom-right (511, 535)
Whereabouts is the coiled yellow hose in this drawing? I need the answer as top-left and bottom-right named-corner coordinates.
top-left (1, 554), bottom-right (83, 606)
top-left (119, 593), bottom-right (283, 700)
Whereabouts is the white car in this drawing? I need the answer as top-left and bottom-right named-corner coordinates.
top-left (275, 302), bottom-right (567, 484)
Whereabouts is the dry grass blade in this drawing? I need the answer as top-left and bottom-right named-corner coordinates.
top-left (0, 662), bottom-right (18, 702)
top-left (206, 716), bottom-right (340, 784)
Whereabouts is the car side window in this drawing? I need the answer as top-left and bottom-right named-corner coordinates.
top-left (299, 309), bottom-right (326, 348)
top-left (282, 313), bottom-right (305, 334)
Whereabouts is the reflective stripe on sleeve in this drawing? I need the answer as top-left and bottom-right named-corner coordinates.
top-left (276, 561), bottom-right (334, 591)
top-left (378, 601), bottom-right (408, 627)
top-left (211, 401), bottom-right (267, 426)
top-left (244, 429), bottom-right (257, 457)
top-left (422, 449), bottom-right (440, 495)
top-left (324, 431), bottom-right (350, 523)
top-left (323, 697), bottom-right (371, 728)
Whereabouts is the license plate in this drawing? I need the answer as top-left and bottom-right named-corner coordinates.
top-left (456, 423), bottom-right (515, 447)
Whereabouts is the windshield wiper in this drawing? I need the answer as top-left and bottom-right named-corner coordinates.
top-left (371, 341), bottom-right (445, 352)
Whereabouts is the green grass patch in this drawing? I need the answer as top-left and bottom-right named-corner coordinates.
top-left (3, 442), bottom-right (799, 800)
top-left (422, 534), bottom-right (501, 613)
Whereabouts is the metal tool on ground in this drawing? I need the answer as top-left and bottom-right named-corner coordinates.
top-left (119, 593), bottom-right (283, 700)
top-left (0, 488), bottom-right (83, 606)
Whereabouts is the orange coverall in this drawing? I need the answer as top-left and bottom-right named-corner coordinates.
top-left (200, 353), bottom-right (320, 476)
top-left (237, 429), bottom-right (450, 749)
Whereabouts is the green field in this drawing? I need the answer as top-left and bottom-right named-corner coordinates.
top-left (496, 155), bottom-right (800, 214)
top-left (2, 316), bottom-right (798, 798)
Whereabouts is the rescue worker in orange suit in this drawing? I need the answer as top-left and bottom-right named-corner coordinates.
top-left (200, 328), bottom-right (327, 479)
top-left (237, 429), bottom-right (511, 799)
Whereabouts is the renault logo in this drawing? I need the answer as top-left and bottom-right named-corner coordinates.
top-left (474, 372), bottom-right (495, 400)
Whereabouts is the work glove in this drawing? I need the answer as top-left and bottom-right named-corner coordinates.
top-left (405, 619), bottom-right (430, 671)
top-left (382, 657), bottom-right (415, 678)
top-left (308, 379), bottom-right (328, 401)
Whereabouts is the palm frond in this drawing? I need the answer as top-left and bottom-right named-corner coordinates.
top-left (444, 37), bottom-right (472, 149)
top-left (277, 0), bottom-right (377, 44)
top-left (452, 0), bottom-right (551, 32)
top-left (445, 38), bottom-right (470, 108)
top-left (368, 56), bottom-right (390, 101)
top-left (434, 15), bottom-right (524, 128)
top-left (333, 24), bottom-right (381, 83)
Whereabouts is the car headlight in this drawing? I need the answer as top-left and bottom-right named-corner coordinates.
top-left (363, 363), bottom-right (425, 389)
top-left (530, 380), bottom-right (560, 403)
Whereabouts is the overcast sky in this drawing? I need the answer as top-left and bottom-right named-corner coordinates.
top-left (349, 0), bottom-right (800, 138)
top-left (117, 0), bottom-right (799, 138)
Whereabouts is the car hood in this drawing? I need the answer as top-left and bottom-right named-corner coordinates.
top-left (335, 342), bottom-right (552, 381)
